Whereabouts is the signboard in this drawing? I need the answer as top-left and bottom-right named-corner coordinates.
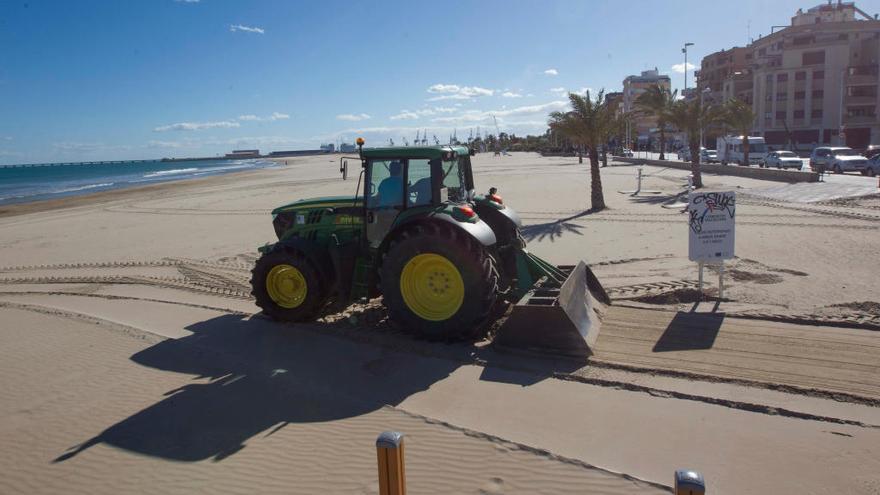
top-left (688, 191), bottom-right (735, 262)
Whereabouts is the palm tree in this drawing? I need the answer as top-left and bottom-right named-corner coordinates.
top-left (666, 98), bottom-right (723, 188)
top-left (635, 85), bottom-right (677, 160)
top-left (722, 98), bottom-right (756, 165)
top-left (548, 90), bottom-right (615, 211)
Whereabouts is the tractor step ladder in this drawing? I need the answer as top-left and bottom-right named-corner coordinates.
top-left (351, 258), bottom-right (374, 302)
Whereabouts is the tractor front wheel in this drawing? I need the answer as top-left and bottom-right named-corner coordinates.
top-left (380, 223), bottom-right (498, 341)
top-left (251, 249), bottom-right (326, 322)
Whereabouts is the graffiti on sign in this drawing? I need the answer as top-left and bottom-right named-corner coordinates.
top-left (688, 191), bottom-right (736, 262)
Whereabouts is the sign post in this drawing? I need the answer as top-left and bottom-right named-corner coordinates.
top-left (688, 191), bottom-right (736, 298)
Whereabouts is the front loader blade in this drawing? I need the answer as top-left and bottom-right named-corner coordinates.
top-left (493, 261), bottom-right (608, 358)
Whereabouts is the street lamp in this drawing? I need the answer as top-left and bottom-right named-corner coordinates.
top-left (682, 42), bottom-right (694, 90)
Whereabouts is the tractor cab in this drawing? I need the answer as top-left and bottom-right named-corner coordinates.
top-left (357, 145), bottom-right (475, 247)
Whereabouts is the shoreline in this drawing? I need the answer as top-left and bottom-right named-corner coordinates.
top-left (0, 167), bottom-right (275, 219)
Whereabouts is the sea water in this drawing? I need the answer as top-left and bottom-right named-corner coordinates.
top-left (0, 158), bottom-right (279, 205)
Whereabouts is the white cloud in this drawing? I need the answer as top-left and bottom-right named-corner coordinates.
top-left (336, 113), bottom-right (372, 121)
top-left (671, 62), bottom-right (696, 73)
top-left (230, 24), bottom-right (265, 34)
top-left (502, 91), bottom-right (523, 98)
top-left (3, 136), bottom-right (12, 141)
top-left (390, 107), bottom-right (457, 120)
top-left (153, 120), bottom-right (241, 132)
top-left (237, 112), bottom-right (289, 122)
top-left (390, 111), bottom-right (420, 121)
top-left (550, 86), bottom-right (593, 97)
top-left (426, 83), bottom-right (494, 101)
top-left (544, 69), bottom-right (559, 76)
top-left (431, 100), bottom-right (568, 125)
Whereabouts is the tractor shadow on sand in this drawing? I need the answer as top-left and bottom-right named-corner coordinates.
top-left (54, 307), bottom-right (584, 463)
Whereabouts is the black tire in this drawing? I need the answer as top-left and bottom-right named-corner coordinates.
top-left (868, 168), bottom-right (877, 177)
top-left (251, 249), bottom-right (327, 322)
top-left (834, 164), bottom-right (843, 174)
top-left (379, 222), bottom-right (499, 341)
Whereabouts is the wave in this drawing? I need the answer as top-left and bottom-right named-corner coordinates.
top-left (142, 167), bottom-right (199, 178)
top-left (53, 182), bottom-right (115, 194)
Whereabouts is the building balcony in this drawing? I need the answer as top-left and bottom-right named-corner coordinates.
top-left (844, 94), bottom-right (877, 106)
top-left (844, 114), bottom-right (878, 125)
top-left (847, 66), bottom-right (879, 86)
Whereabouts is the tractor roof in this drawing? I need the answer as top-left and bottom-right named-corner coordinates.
top-left (360, 145), bottom-right (469, 160)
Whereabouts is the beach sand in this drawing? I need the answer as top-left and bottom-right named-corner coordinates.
top-left (1, 153), bottom-right (879, 493)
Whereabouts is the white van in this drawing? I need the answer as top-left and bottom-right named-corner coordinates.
top-left (716, 136), bottom-right (768, 166)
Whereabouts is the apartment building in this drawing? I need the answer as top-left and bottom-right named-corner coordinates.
top-left (622, 69), bottom-right (672, 144)
top-left (700, 2), bottom-right (880, 149)
top-left (696, 47), bottom-right (750, 106)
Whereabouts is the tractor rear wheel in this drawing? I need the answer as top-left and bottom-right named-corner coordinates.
top-left (380, 223), bottom-right (499, 341)
top-left (251, 249), bottom-right (326, 322)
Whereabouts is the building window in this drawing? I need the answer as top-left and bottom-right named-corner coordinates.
top-left (776, 92), bottom-right (788, 100)
top-left (759, 47), bottom-right (767, 56)
top-left (803, 51), bottom-right (825, 66)
top-left (811, 109), bottom-right (823, 118)
top-left (848, 85), bottom-right (878, 97)
top-left (776, 111), bottom-right (786, 120)
top-left (766, 92), bottom-right (773, 101)
top-left (794, 110), bottom-right (805, 119)
top-left (813, 70), bottom-right (825, 79)
top-left (847, 106), bottom-right (877, 117)
top-left (764, 112), bottom-right (772, 119)
top-left (793, 35), bottom-right (814, 46)
top-left (812, 89), bottom-right (824, 99)
top-left (777, 73), bottom-right (788, 82)
top-left (838, 33), bottom-right (848, 40)
top-left (795, 71), bottom-right (806, 81)
top-left (765, 74), bottom-right (773, 85)
top-left (794, 91), bottom-right (806, 100)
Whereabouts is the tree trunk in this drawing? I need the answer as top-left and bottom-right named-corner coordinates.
top-left (588, 147), bottom-right (606, 211)
top-left (743, 135), bottom-right (750, 167)
top-left (659, 128), bottom-right (666, 160)
top-left (689, 140), bottom-right (703, 188)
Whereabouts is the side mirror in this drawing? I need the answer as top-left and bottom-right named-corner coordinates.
top-left (340, 159), bottom-right (348, 180)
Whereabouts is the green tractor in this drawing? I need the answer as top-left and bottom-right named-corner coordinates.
top-left (250, 141), bottom-right (610, 356)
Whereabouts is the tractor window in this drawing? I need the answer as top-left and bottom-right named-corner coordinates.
top-left (440, 158), bottom-right (467, 203)
top-left (407, 159), bottom-right (433, 207)
top-left (367, 159), bottom-right (404, 209)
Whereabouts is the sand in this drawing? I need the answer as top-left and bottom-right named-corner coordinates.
top-left (1, 153), bottom-right (879, 494)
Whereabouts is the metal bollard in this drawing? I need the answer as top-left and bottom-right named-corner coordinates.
top-left (376, 431), bottom-right (406, 495)
top-left (674, 469), bottom-right (705, 494)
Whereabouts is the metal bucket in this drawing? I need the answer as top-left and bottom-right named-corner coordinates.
top-left (493, 261), bottom-right (609, 357)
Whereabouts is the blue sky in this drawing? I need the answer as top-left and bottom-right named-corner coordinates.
top-left (2, 0), bottom-right (876, 164)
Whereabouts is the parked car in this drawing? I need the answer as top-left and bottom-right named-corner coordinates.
top-left (701, 149), bottom-right (719, 163)
top-left (678, 147), bottom-right (706, 162)
top-left (863, 144), bottom-right (880, 159)
top-left (865, 155), bottom-right (880, 177)
top-left (809, 147), bottom-right (869, 174)
top-left (621, 148), bottom-right (634, 157)
top-left (764, 150), bottom-right (803, 169)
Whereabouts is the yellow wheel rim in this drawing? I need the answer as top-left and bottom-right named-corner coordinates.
top-left (399, 254), bottom-right (465, 321)
top-left (266, 264), bottom-right (308, 309)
